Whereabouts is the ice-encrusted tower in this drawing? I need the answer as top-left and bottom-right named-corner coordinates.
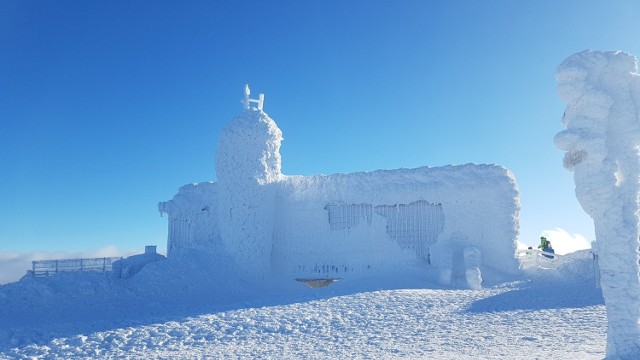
top-left (215, 85), bottom-right (283, 278)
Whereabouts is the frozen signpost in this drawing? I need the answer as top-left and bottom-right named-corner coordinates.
top-left (555, 50), bottom-right (640, 359)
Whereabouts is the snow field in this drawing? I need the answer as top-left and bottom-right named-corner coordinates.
top-left (1, 278), bottom-right (605, 359)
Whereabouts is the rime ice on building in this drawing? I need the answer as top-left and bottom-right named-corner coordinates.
top-left (159, 85), bottom-right (521, 288)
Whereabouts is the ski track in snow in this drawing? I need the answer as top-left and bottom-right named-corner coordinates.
top-left (0, 281), bottom-right (605, 359)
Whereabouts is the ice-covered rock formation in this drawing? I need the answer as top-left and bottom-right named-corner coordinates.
top-left (159, 85), bottom-right (521, 287)
top-left (555, 50), bottom-right (640, 359)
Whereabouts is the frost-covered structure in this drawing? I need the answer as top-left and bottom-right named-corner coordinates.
top-left (555, 50), bottom-right (640, 359)
top-left (112, 246), bottom-right (165, 279)
top-left (159, 86), bottom-right (521, 287)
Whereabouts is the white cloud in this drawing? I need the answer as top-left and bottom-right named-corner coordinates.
top-left (540, 227), bottom-right (591, 255)
top-left (0, 246), bottom-right (157, 285)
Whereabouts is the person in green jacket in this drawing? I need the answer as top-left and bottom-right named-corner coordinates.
top-left (538, 236), bottom-right (555, 258)
top-left (538, 236), bottom-right (550, 250)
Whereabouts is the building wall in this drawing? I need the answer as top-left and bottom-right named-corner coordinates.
top-left (159, 164), bottom-right (521, 281)
top-left (158, 182), bottom-right (220, 257)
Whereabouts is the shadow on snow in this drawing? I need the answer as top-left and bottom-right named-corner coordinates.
top-left (466, 280), bottom-right (604, 313)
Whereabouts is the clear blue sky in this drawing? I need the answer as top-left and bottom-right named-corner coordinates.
top-left (2, 1), bottom-right (640, 254)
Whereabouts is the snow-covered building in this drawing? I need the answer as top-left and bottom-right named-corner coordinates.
top-left (159, 86), bottom-right (521, 287)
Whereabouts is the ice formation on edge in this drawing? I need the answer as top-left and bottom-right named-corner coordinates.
top-left (159, 85), bottom-right (521, 287)
top-left (555, 50), bottom-right (640, 359)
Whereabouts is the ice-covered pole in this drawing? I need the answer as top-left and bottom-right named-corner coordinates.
top-left (243, 84), bottom-right (250, 110)
top-left (554, 50), bottom-right (640, 359)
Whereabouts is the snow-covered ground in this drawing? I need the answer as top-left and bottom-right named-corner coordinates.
top-left (0, 250), bottom-right (605, 359)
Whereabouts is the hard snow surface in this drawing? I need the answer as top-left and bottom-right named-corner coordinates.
top-left (0, 250), bottom-right (605, 359)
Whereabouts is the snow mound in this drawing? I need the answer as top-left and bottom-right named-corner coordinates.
top-left (0, 249), bottom-right (264, 350)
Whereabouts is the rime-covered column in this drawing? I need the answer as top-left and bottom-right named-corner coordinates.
top-left (215, 99), bottom-right (283, 279)
top-left (555, 50), bottom-right (640, 359)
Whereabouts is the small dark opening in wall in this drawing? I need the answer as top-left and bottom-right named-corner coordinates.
top-left (295, 278), bottom-right (341, 288)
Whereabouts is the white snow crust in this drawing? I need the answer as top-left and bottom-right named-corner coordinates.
top-left (555, 50), bottom-right (640, 359)
top-left (0, 252), bottom-right (604, 359)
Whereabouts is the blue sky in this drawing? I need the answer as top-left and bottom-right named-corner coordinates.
top-left (1, 1), bottom-right (640, 255)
